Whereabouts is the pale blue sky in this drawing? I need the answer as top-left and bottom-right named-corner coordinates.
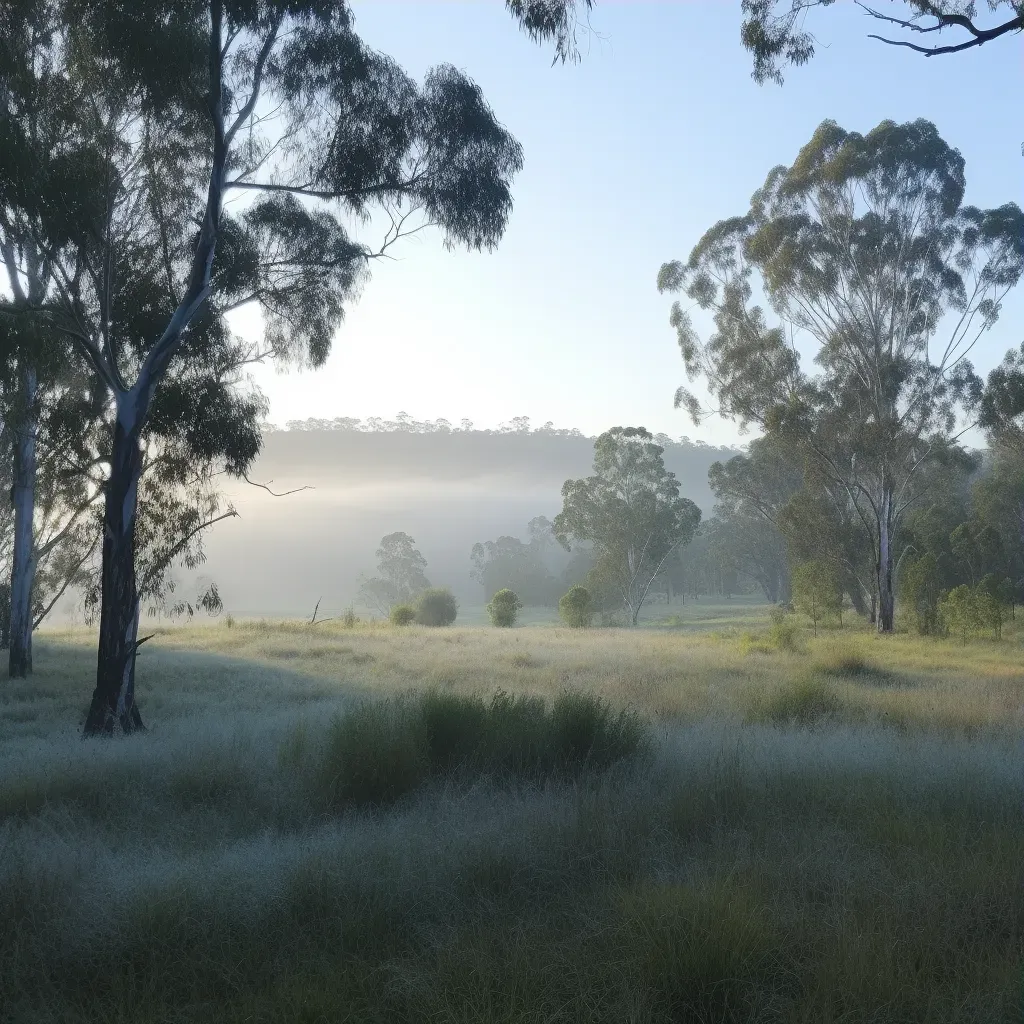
top-left (244, 0), bottom-right (1024, 447)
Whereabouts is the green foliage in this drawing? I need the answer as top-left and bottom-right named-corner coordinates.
top-left (559, 585), bottom-right (594, 628)
top-left (741, 0), bottom-right (1024, 86)
top-left (659, 117), bottom-right (1024, 633)
top-left (976, 574), bottom-right (1012, 640)
top-left (899, 552), bottom-right (943, 635)
top-left (938, 585), bottom-right (981, 644)
top-left (938, 576), bottom-right (1012, 643)
top-left (389, 603), bottom-right (416, 626)
top-left (554, 427), bottom-right (701, 625)
top-left (487, 588), bottom-right (522, 627)
top-left (342, 607), bottom-right (357, 629)
top-left (791, 559), bottom-right (842, 635)
top-left (765, 607), bottom-right (801, 652)
top-left (415, 587), bottom-right (458, 627)
top-left (319, 689), bottom-right (648, 807)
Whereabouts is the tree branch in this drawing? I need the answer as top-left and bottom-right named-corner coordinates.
top-left (242, 473), bottom-right (312, 497)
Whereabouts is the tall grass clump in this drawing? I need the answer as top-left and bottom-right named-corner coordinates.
top-left (319, 689), bottom-right (648, 807)
top-left (415, 587), bottom-right (458, 627)
top-left (487, 588), bottom-right (522, 627)
top-left (745, 674), bottom-right (843, 725)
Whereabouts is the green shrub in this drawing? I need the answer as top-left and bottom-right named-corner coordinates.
top-left (765, 607), bottom-right (802, 652)
top-left (342, 607), bottom-right (357, 628)
top-left (559, 585), bottom-right (593, 628)
top-left (318, 690), bottom-right (648, 808)
top-left (938, 584), bottom-right (980, 644)
top-left (415, 587), bottom-right (458, 627)
top-left (389, 603), bottom-right (416, 626)
top-left (487, 588), bottom-right (522, 628)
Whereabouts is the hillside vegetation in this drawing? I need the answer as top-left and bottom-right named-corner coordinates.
top-left (1, 610), bottom-right (1020, 1022)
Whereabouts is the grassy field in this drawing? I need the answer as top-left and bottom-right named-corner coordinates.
top-left (1, 608), bottom-right (1022, 1022)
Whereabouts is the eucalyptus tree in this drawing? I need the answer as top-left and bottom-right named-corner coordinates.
top-left (741, 0), bottom-right (1023, 83)
top-left (1, 0), bottom-right (585, 734)
top-left (358, 531), bottom-right (431, 614)
top-left (553, 427), bottom-right (701, 625)
top-left (658, 118), bottom-right (1024, 631)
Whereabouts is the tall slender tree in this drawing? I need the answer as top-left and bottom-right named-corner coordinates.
top-left (0, 0), bottom-right (587, 733)
top-left (658, 118), bottom-right (1024, 631)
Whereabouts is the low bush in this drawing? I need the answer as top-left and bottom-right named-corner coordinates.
top-left (559, 585), bottom-right (593, 628)
top-left (318, 689), bottom-right (648, 808)
top-left (765, 608), bottom-right (802, 652)
top-left (487, 588), bottom-right (522, 628)
top-left (342, 607), bottom-right (357, 628)
top-left (415, 587), bottom-right (458, 627)
top-left (389, 603), bottom-right (416, 626)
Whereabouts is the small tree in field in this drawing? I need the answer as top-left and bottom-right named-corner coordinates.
top-left (976, 574), bottom-right (1012, 640)
top-left (791, 559), bottom-right (842, 636)
top-left (939, 585), bottom-right (981, 644)
top-left (559, 585), bottom-right (593, 628)
top-left (416, 588), bottom-right (458, 627)
top-left (487, 588), bottom-right (522, 627)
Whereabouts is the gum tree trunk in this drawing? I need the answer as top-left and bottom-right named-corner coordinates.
top-left (82, 411), bottom-right (146, 735)
top-left (9, 364), bottom-right (37, 678)
top-left (876, 487), bottom-right (895, 633)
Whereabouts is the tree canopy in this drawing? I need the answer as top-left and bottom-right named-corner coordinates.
top-left (553, 427), bottom-right (701, 625)
top-left (658, 117), bottom-right (1024, 630)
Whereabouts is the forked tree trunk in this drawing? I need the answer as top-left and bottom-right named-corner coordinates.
top-left (83, 415), bottom-right (146, 736)
top-left (9, 365), bottom-right (37, 678)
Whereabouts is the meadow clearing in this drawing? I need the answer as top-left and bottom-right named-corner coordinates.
top-left (1, 605), bottom-right (1021, 1023)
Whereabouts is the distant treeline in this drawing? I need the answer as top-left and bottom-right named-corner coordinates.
top-left (202, 420), bottom-right (739, 617)
top-left (265, 413), bottom-right (732, 452)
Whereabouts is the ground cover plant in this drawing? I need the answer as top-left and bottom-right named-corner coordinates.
top-left (1, 607), bottom-right (1022, 1022)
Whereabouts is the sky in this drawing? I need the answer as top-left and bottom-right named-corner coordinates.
top-left (236, 0), bottom-right (1024, 448)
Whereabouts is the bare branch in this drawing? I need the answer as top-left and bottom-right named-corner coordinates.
top-left (242, 473), bottom-right (312, 497)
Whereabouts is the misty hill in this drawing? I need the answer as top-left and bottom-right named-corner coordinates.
top-left (203, 421), bottom-right (739, 618)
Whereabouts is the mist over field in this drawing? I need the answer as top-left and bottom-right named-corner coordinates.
top-left (205, 425), bottom-right (736, 617)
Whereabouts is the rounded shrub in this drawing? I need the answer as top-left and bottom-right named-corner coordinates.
top-left (487, 588), bottom-right (522, 627)
top-left (559, 585), bottom-right (593, 628)
top-left (415, 587), bottom-right (458, 627)
top-left (389, 603), bottom-right (416, 626)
